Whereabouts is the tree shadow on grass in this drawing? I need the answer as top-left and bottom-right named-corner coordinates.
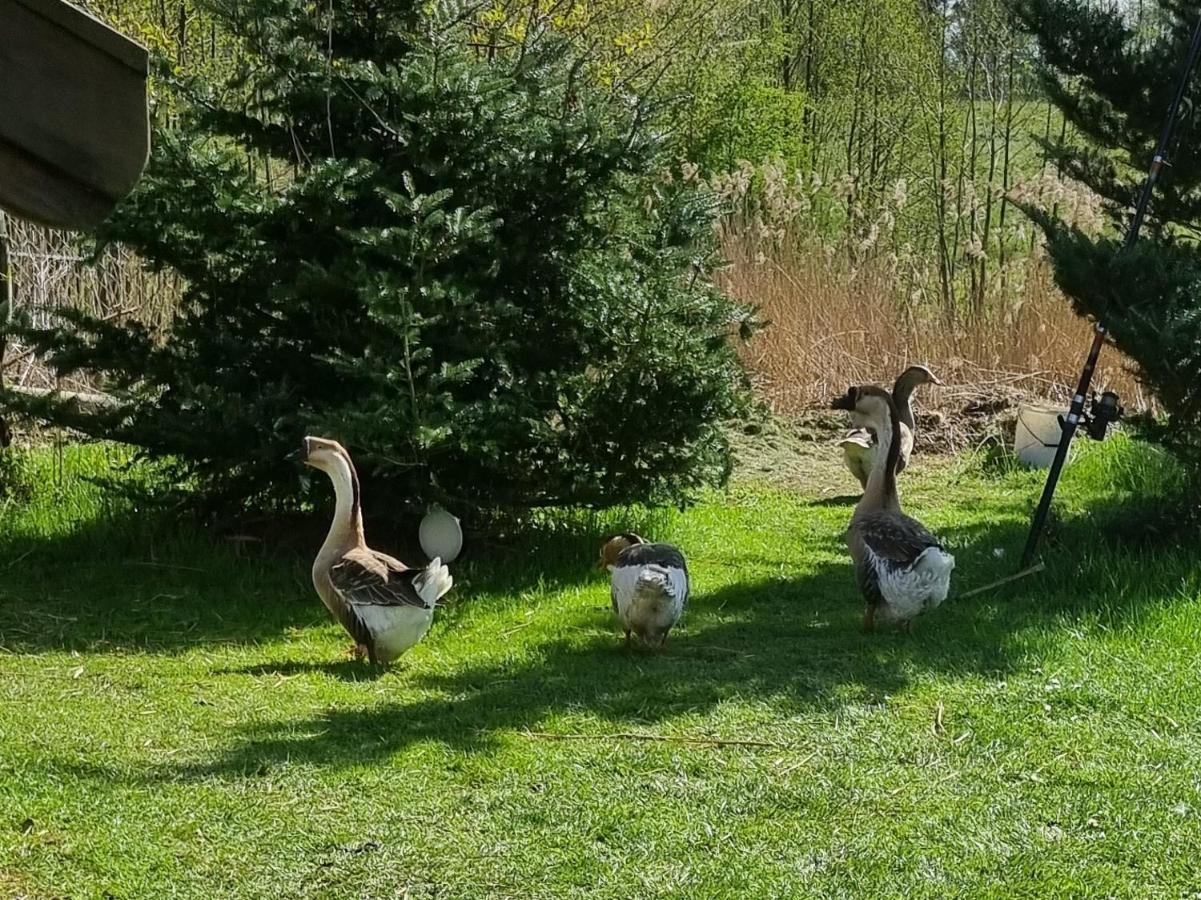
top-left (145, 519), bottom-right (1102, 781)
top-left (0, 509), bottom-right (319, 652)
top-left (15, 442), bottom-right (1201, 788)
top-left (37, 487), bottom-right (1201, 788)
top-left (803, 494), bottom-right (862, 508)
top-left (217, 660), bottom-right (388, 683)
top-left (0, 501), bottom-right (670, 652)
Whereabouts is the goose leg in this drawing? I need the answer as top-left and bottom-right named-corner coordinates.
top-left (623, 629), bottom-right (631, 645)
top-left (348, 643), bottom-right (369, 661)
top-left (862, 605), bottom-right (876, 633)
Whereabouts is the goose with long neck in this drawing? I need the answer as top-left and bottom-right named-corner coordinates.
top-left (839, 365), bottom-right (942, 489)
top-left (298, 436), bottom-right (453, 665)
top-left (832, 386), bottom-right (954, 632)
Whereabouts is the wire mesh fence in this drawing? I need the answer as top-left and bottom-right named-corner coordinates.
top-left (2, 219), bottom-right (180, 396)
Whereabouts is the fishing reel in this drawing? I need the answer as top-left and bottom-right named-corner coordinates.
top-left (1082, 390), bottom-right (1123, 441)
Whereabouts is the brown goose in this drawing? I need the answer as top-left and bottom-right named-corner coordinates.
top-left (839, 365), bottom-right (942, 489)
top-left (832, 385), bottom-right (955, 632)
top-left (297, 436), bottom-right (453, 665)
top-left (599, 533), bottom-right (689, 647)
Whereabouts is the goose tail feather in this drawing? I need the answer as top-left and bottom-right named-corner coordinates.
top-left (913, 547), bottom-right (955, 591)
top-left (635, 565), bottom-right (672, 596)
top-left (413, 557), bottom-right (454, 607)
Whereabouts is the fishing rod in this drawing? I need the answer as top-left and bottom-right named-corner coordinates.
top-left (1020, 12), bottom-right (1201, 569)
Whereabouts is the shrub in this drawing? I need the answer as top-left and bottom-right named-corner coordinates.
top-left (7, 1), bottom-right (754, 518)
top-left (1017, 0), bottom-right (1201, 477)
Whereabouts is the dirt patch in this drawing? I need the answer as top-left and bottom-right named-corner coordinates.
top-left (729, 414), bottom-right (852, 495)
top-left (730, 384), bottom-right (1038, 493)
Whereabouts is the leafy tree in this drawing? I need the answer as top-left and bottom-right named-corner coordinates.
top-left (8, 0), bottom-right (753, 518)
top-left (1016, 0), bottom-right (1201, 467)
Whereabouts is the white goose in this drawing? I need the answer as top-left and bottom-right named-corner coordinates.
top-left (599, 533), bottom-right (689, 647)
top-left (839, 365), bottom-right (942, 489)
top-left (298, 436), bottom-right (453, 664)
top-left (832, 386), bottom-right (955, 632)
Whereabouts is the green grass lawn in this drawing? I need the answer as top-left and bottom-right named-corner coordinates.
top-left (1, 433), bottom-right (1200, 898)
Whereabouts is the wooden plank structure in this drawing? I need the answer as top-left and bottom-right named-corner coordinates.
top-left (0, 0), bottom-right (149, 230)
top-left (0, 0), bottom-right (149, 444)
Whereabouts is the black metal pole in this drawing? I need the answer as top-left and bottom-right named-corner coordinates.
top-left (1020, 13), bottom-right (1201, 568)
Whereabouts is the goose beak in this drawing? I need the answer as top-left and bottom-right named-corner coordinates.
top-left (287, 439), bottom-right (308, 463)
top-left (930, 374), bottom-right (945, 386)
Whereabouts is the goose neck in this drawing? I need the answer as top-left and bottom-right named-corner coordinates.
top-left (859, 400), bottom-right (902, 514)
top-left (319, 453), bottom-right (365, 556)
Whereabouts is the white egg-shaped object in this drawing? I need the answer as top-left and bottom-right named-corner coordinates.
top-left (419, 505), bottom-right (463, 563)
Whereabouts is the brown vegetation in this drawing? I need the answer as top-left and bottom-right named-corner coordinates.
top-left (722, 239), bottom-right (1148, 418)
top-left (2, 220), bottom-right (178, 396)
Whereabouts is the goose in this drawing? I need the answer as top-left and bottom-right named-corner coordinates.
top-left (599, 533), bottom-right (689, 647)
top-left (296, 436), bottom-right (453, 665)
top-left (831, 386), bottom-right (955, 632)
top-left (839, 365), bottom-right (943, 489)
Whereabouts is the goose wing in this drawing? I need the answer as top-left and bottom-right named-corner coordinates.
top-left (617, 542), bottom-right (690, 607)
top-left (329, 547), bottom-right (432, 612)
top-left (856, 511), bottom-right (942, 564)
top-left (838, 427), bottom-right (874, 449)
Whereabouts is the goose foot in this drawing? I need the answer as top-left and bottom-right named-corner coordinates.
top-left (348, 643), bottom-right (369, 662)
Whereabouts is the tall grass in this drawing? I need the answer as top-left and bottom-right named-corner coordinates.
top-left (2, 168), bottom-right (1147, 425)
top-left (709, 160), bottom-right (1145, 416)
top-left (3, 220), bottom-right (181, 395)
top-left (722, 240), bottom-right (1146, 416)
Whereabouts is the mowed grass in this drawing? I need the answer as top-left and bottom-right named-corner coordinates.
top-left (1, 434), bottom-right (1200, 898)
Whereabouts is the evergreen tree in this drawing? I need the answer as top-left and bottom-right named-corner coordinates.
top-left (1016, 0), bottom-right (1201, 466)
top-left (8, 0), bottom-right (754, 517)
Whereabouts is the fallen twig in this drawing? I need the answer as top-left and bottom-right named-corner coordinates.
top-left (5, 549), bottom-right (35, 570)
top-left (516, 730), bottom-right (787, 749)
top-left (957, 562), bottom-right (1046, 600)
top-left (128, 561), bottom-right (207, 573)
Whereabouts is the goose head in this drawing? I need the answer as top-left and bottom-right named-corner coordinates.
top-left (895, 365), bottom-right (943, 394)
top-left (831, 385), bottom-right (894, 432)
top-left (296, 436), bottom-right (351, 473)
top-left (599, 533), bottom-right (645, 571)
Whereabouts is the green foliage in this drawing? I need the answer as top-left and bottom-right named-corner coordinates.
top-left (1017, 0), bottom-right (1201, 474)
top-left (6, 439), bottom-right (1201, 896)
top-left (686, 69), bottom-right (808, 173)
top-left (7, 0), bottom-right (753, 517)
top-left (669, 10), bottom-right (808, 172)
top-left (0, 445), bottom-right (34, 505)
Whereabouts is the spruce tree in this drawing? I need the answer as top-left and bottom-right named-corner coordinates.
top-left (8, 1), bottom-right (753, 517)
top-left (1016, 0), bottom-right (1201, 467)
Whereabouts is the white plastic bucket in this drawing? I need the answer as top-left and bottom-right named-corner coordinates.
top-left (1014, 404), bottom-right (1065, 468)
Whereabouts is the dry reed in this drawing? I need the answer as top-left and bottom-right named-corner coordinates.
top-left (722, 239), bottom-right (1149, 417)
top-left (3, 220), bottom-right (180, 395)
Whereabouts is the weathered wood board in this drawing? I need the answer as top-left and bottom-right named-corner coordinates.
top-left (0, 0), bottom-right (149, 229)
